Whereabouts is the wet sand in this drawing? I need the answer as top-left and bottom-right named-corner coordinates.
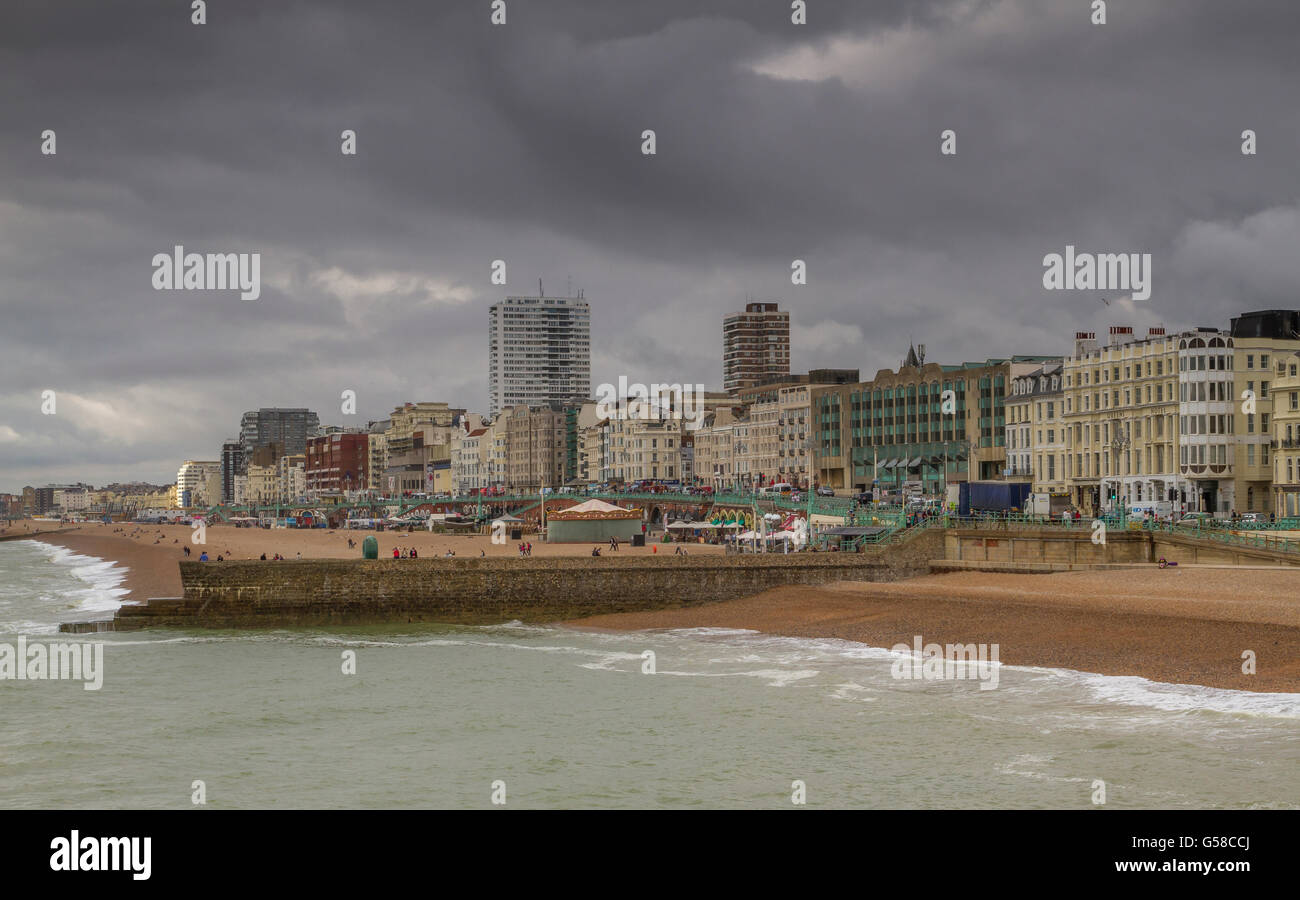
top-left (567, 569), bottom-right (1300, 693)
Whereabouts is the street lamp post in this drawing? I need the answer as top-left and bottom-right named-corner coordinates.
top-left (1109, 418), bottom-right (1131, 529)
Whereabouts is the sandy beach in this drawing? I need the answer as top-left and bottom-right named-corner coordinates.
top-left (9, 518), bottom-right (1298, 693)
top-left (568, 569), bottom-right (1300, 693)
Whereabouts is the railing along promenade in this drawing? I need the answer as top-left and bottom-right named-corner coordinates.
top-left (205, 490), bottom-right (867, 522)
top-left (942, 513), bottom-right (1300, 556)
top-left (196, 494), bottom-right (1300, 558)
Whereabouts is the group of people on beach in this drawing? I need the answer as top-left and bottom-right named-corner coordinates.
top-left (518, 542), bottom-right (533, 557)
top-left (393, 547), bottom-right (419, 558)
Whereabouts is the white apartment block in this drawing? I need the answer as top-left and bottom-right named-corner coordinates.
top-left (488, 294), bottom-right (591, 417)
top-left (176, 460), bottom-right (221, 507)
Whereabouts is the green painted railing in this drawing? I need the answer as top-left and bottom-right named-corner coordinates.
top-left (940, 513), bottom-right (1300, 555)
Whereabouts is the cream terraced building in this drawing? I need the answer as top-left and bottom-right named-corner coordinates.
top-left (1062, 328), bottom-right (1185, 515)
top-left (1063, 311), bottom-right (1300, 517)
top-left (1270, 354), bottom-right (1300, 517)
top-left (1005, 361), bottom-right (1066, 495)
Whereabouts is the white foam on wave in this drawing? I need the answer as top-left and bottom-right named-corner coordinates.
top-left (1068, 669), bottom-right (1300, 718)
top-left (644, 626), bottom-right (1300, 718)
top-left (31, 541), bottom-right (130, 617)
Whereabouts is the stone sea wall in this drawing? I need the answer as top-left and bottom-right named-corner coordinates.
top-left (73, 531), bottom-right (943, 631)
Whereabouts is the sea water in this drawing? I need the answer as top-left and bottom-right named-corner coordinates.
top-left (1, 539), bottom-right (1296, 809)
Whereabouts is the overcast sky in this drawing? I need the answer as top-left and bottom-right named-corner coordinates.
top-left (3, 0), bottom-right (1299, 491)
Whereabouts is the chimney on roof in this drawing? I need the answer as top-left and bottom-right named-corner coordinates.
top-left (1108, 325), bottom-right (1134, 347)
top-left (1073, 331), bottom-right (1098, 358)
top-left (1147, 326), bottom-right (1165, 337)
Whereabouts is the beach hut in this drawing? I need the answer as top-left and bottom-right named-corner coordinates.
top-left (492, 513), bottom-right (524, 541)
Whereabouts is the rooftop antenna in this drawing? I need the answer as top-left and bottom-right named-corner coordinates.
top-left (539, 278), bottom-right (544, 298)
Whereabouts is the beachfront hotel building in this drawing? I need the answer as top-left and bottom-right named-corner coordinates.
top-left (244, 463), bottom-right (278, 505)
top-left (723, 302), bottom-right (790, 394)
top-left (220, 440), bottom-right (245, 503)
top-left (381, 402), bottom-right (459, 495)
top-left (366, 421), bottom-right (389, 492)
top-left (488, 294), bottom-right (591, 418)
top-left (275, 454), bottom-right (305, 504)
top-left (502, 404), bottom-right (567, 492)
top-left (576, 402), bottom-right (609, 484)
top-left (239, 408), bottom-right (320, 458)
top-left (176, 460), bottom-right (221, 508)
top-left (811, 347), bottom-right (1054, 495)
top-left (1269, 344), bottom-right (1300, 517)
top-left (1058, 312), bottom-right (1300, 516)
top-left (691, 409), bottom-right (741, 490)
top-left (574, 389), bottom-right (738, 486)
top-left (602, 413), bottom-right (684, 485)
top-left (1004, 361), bottom-right (1067, 495)
top-left (305, 432), bottom-right (370, 496)
top-left (1061, 328), bottom-right (1183, 515)
top-left (450, 424), bottom-right (489, 495)
top-left (1219, 309), bottom-right (1300, 516)
top-left (483, 417), bottom-right (509, 490)
top-left (735, 370), bottom-right (859, 490)
top-left (379, 403), bottom-right (460, 496)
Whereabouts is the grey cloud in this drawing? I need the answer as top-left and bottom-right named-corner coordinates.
top-left (2, 0), bottom-right (1299, 488)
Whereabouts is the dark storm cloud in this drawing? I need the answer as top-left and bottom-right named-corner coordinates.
top-left (3, 0), bottom-right (1299, 488)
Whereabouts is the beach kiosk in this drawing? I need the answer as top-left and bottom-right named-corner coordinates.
top-left (544, 499), bottom-right (642, 543)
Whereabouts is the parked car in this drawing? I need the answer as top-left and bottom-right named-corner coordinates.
top-left (1175, 513), bottom-right (1212, 528)
top-left (816, 486), bottom-right (835, 497)
top-left (1240, 512), bottom-right (1263, 524)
